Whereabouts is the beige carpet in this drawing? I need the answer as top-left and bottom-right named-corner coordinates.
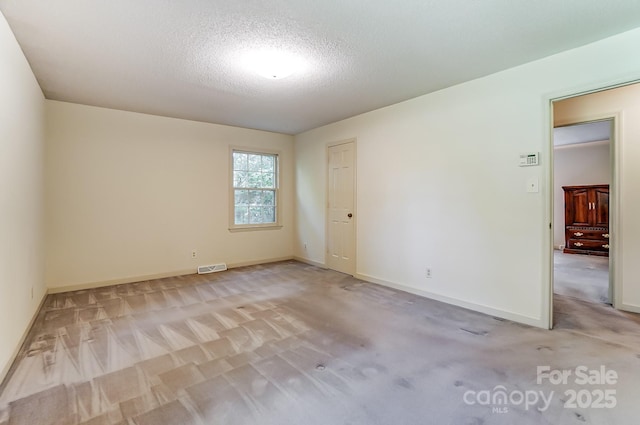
top-left (1, 260), bottom-right (639, 425)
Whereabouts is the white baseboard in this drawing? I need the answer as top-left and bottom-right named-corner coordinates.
top-left (227, 256), bottom-right (294, 269)
top-left (47, 259), bottom-right (549, 328)
top-left (355, 272), bottom-right (546, 329)
top-left (47, 269), bottom-right (197, 294)
top-left (0, 289), bottom-right (48, 385)
top-left (618, 303), bottom-right (640, 314)
top-left (292, 256), bottom-right (326, 268)
top-left (47, 256), bottom-right (297, 294)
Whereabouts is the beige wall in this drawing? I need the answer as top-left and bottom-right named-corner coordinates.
top-left (295, 27), bottom-right (640, 328)
top-left (0, 13), bottom-right (46, 379)
top-left (554, 83), bottom-right (640, 311)
top-left (45, 101), bottom-right (294, 290)
top-left (553, 141), bottom-right (611, 247)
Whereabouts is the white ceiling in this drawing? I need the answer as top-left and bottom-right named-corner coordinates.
top-left (2, 1), bottom-right (640, 134)
top-left (554, 120), bottom-right (612, 147)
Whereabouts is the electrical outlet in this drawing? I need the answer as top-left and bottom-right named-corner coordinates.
top-left (425, 268), bottom-right (432, 278)
top-left (191, 250), bottom-right (197, 259)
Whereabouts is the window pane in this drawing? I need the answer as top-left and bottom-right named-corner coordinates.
top-left (249, 190), bottom-right (262, 205)
top-left (245, 172), bottom-right (260, 188)
top-left (262, 206), bottom-right (275, 223)
top-left (261, 155), bottom-right (275, 172)
top-left (262, 172), bottom-right (275, 188)
top-left (234, 171), bottom-right (248, 188)
top-left (233, 152), bottom-right (248, 171)
top-left (248, 206), bottom-right (262, 223)
top-left (232, 151), bottom-right (278, 226)
top-left (235, 206), bottom-right (248, 224)
top-left (248, 154), bottom-right (262, 172)
top-left (263, 190), bottom-right (275, 206)
top-left (235, 189), bottom-right (248, 206)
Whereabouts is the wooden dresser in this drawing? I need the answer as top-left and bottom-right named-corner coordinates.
top-left (562, 184), bottom-right (609, 256)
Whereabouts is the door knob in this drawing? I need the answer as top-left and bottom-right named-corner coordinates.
top-left (347, 213), bottom-right (353, 218)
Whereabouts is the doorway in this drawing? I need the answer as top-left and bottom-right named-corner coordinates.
top-left (552, 120), bottom-right (612, 305)
top-left (326, 139), bottom-right (356, 275)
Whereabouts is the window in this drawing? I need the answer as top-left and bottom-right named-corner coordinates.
top-left (231, 149), bottom-right (279, 229)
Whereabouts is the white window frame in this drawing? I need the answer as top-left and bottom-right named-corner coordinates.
top-left (229, 147), bottom-right (282, 231)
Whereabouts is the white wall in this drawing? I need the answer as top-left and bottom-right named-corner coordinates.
top-left (553, 141), bottom-right (610, 247)
top-left (0, 13), bottom-right (46, 379)
top-left (554, 83), bottom-right (640, 311)
top-left (45, 101), bottom-right (294, 290)
top-left (295, 27), bottom-right (640, 327)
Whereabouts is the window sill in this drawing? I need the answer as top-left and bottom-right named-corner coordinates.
top-left (228, 224), bottom-right (283, 233)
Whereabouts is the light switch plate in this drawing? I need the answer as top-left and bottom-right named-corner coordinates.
top-left (526, 177), bottom-right (539, 193)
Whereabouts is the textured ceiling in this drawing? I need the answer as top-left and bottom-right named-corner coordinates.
top-left (2, 1), bottom-right (640, 134)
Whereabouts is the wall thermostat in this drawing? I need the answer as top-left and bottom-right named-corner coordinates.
top-left (519, 152), bottom-right (539, 167)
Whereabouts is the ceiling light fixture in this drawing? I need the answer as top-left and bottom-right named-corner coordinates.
top-left (243, 49), bottom-right (304, 80)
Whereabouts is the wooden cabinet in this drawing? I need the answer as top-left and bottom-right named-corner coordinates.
top-left (563, 184), bottom-right (609, 256)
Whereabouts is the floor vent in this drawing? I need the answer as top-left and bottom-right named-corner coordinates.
top-left (197, 263), bottom-right (227, 274)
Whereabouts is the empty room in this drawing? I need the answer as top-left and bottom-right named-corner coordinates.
top-left (2, 1), bottom-right (640, 424)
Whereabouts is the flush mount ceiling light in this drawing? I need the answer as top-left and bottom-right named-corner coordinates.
top-left (242, 49), bottom-right (305, 80)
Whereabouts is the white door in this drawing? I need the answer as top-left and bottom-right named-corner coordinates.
top-left (327, 140), bottom-right (356, 275)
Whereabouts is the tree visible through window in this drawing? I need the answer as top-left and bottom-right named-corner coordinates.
top-left (232, 150), bottom-right (278, 226)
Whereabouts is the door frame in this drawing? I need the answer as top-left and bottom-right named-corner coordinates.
top-left (325, 138), bottom-right (357, 275)
top-left (547, 96), bottom-right (623, 329)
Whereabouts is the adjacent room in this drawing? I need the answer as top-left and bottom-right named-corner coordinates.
top-left (2, 1), bottom-right (640, 424)
top-left (553, 119), bottom-right (612, 305)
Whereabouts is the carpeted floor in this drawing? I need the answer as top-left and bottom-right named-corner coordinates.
top-left (554, 250), bottom-right (609, 304)
top-left (0, 260), bottom-right (638, 425)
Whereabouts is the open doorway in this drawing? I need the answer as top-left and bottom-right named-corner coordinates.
top-left (552, 120), bottom-right (612, 305)
top-left (548, 81), bottom-right (640, 329)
